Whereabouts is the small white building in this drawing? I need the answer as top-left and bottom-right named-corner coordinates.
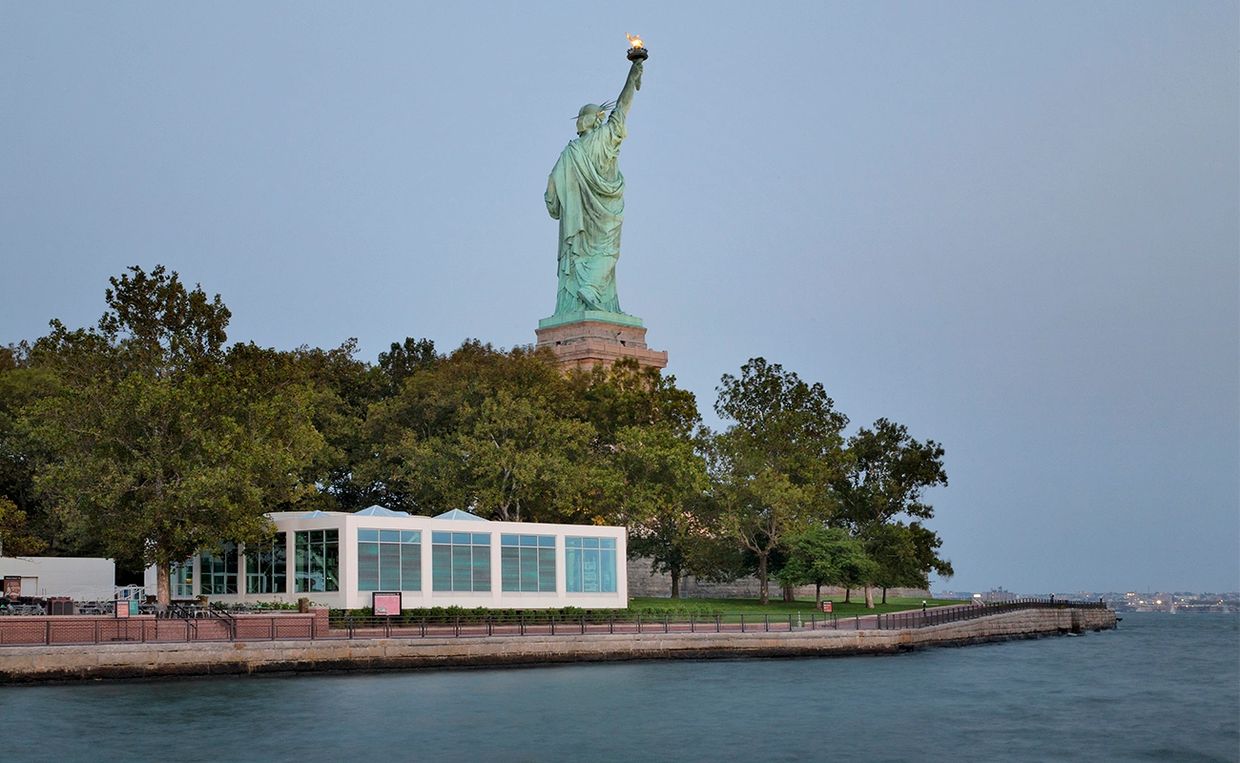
top-left (144, 507), bottom-right (628, 610)
top-left (0, 555), bottom-right (117, 600)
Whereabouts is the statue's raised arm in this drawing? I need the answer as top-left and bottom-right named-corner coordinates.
top-left (607, 60), bottom-right (643, 134)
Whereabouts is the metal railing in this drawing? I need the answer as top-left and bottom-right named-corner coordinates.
top-left (873, 597), bottom-right (1107, 631)
top-left (0, 598), bottom-right (1106, 647)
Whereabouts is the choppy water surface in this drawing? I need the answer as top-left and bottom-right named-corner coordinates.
top-left (0, 613), bottom-right (1236, 762)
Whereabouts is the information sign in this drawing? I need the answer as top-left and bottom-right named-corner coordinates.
top-left (373, 592), bottom-right (402, 617)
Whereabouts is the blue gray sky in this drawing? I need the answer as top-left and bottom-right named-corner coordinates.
top-left (3, 2), bottom-right (1236, 593)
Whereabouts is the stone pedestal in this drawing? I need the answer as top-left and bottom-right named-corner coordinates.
top-left (535, 311), bottom-right (667, 372)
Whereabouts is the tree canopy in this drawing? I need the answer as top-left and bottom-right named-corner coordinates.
top-left (1, 267), bottom-right (955, 608)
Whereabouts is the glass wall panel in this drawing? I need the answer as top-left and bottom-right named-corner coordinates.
top-left (245, 533), bottom-right (287, 594)
top-left (401, 545), bottom-right (421, 590)
top-left (357, 528), bottom-right (421, 592)
top-left (295, 529), bottom-right (339, 592)
top-left (432, 532), bottom-right (490, 592)
top-left (500, 534), bottom-right (557, 592)
top-left (432, 545), bottom-right (452, 591)
top-left (358, 540), bottom-right (380, 592)
top-left (566, 536), bottom-right (617, 593)
top-left (170, 559), bottom-right (194, 598)
top-left (200, 543), bottom-right (238, 595)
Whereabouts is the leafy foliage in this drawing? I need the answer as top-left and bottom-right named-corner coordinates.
top-left (712, 358), bottom-right (850, 603)
top-left (2, 268), bottom-right (956, 610)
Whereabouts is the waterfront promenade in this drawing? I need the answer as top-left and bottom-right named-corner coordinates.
top-left (0, 601), bottom-right (1115, 683)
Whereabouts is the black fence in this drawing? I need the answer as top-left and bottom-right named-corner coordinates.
top-left (873, 597), bottom-right (1107, 631)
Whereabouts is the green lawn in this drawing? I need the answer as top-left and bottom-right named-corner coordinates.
top-left (628, 596), bottom-right (966, 617)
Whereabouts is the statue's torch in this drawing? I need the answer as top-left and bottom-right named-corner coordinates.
top-left (626, 34), bottom-right (648, 61)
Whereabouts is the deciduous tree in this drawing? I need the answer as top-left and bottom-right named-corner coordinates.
top-left (712, 358), bottom-right (849, 604)
top-left (25, 266), bottom-right (323, 604)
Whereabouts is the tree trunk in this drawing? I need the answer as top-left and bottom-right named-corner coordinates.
top-left (670, 570), bottom-right (681, 599)
top-left (757, 554), bottom-right (769, 605)
top-left (782, 583), bottom-right (795, 603)
top-left (844, 587), bottom-right (851, 604)
top-left (882, 586), bottom-right (888, 604)
top-left (155, 559), bottom-right (171, 608)
top-left (864, 584), bottom-right (875, 609)
top-left (815, 582), bottom-right (822, 605)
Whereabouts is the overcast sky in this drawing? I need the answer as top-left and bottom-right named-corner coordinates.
top-left (2, 2), bottom-right (1236, 593)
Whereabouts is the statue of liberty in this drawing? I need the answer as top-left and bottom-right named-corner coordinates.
top-left (544, 56), bottom-right (644, 320)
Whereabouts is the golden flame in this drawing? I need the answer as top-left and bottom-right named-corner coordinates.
top-left (626, 33), bottom-right (644, 49)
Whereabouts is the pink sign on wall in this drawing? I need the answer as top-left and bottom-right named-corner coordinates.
top-left (373, 592), bottom-right (402, 617)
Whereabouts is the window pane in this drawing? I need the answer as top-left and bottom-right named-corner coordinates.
top-left (432, 545), bottom-right (452, 591)
top-left (538, 548), bottom-right (556, 593)
top-left (324, 533), bottom-right (339, 592)
top-left (472, 533), bottom-right (490, 546)
top-left (501, 547), bottom-right (520, 592)
top-left (566, 547), bottom-right (581, 592)
top-left (379, 529), bottom-right (400, 543)
top-left (402, 530), bottom-right (420, 544)
top-left (538, 536), bottom-right (555, 548)
top-left (358, 529), bottom-right (379, 542)
top-left (358, 542), bottom-right (379, 591)
top-left (501, 535), bottom-right (518, 547)
top-left (432, 532), bottom-right (451, 544)
top-left (271, 533), bottom-right (287, 593)
top-left (452, 546), bottom-right (472, 591)
top-left (401, 544), bottom-right (421, 591)
top-left (519, 535), bottom-right (536, 547)
top-left (600, 549), bottom-right (616, 593)
top-left (582, 548), bottom-right (600, 592)
top-left (295, 534), bottom-right (309, 592)
top-left (600, 537), bottom-right (616, 550)
top-left (452, 532), bottom-right (470, 545)
top-left (379, 543), bottom-right (400, 590)
top-left (519, 548), bottom-right (538, 592)
top-left (472, 546), bottom-right (491, 592)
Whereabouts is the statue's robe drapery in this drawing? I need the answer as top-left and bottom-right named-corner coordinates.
top-left (545, 106), bottom-right (629, 315)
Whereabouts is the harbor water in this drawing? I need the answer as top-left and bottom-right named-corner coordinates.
top-left (0, 612), bottom-right (1235, 762)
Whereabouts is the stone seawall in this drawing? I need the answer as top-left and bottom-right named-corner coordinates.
top-left (0, 608), bottom-right (1115, 684)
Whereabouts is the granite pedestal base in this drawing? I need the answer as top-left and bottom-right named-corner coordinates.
top-left (535, 319), bottom-right (667, 372)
